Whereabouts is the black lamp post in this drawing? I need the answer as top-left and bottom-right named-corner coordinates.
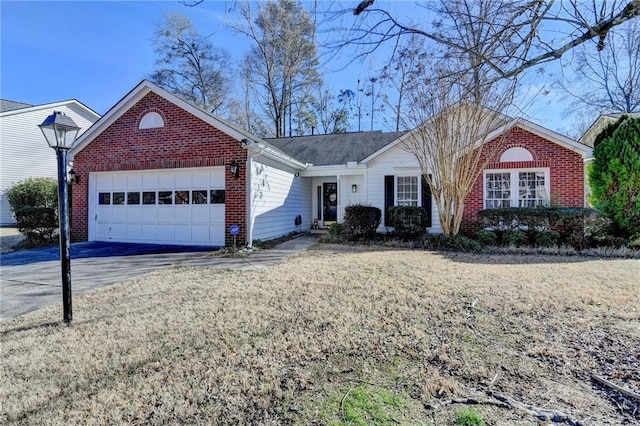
top-left (39, 111), bottom-right (80, 324)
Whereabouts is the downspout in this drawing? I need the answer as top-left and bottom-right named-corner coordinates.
top-left (246, 154), bottom-right (253, 247)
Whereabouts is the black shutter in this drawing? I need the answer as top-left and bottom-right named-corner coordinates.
top-left (384, 175), bottom-right (394, 226)
top-left (422, 175), bottom-right (432, 228)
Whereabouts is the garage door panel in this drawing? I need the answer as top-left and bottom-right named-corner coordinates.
top-left (191, 206), bottom-right (209, 223)
top-left (112, 208), bottom-right (127, 222)
top-left (92, 168), bottom-right (225, 246)
top-left (126, 224), bottom-right (142, 239)
top-left (158, 174), bottom-right (173, 188)
top-left (127, 175), bottom-right (142, 189)
top-left (175, 208), bottom-right (190, 223)
top-left (142, 224), bottom-right (156, 240)
top-left (211, 170), bottom-right (224, 187)
top-left (142, 174), bottom-right (158, 190)
top-left (158, 208), bottom-right (173, 223)
top-left (126, 207), bottom-right (142, 222)
top-left (141, 207), bottom-right (157, 223)
top-left (112, 175), bottom-right (127, 190)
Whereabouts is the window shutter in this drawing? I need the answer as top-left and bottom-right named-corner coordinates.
top-left (384, 175), bottom-right (394, 226)
top-left (421, 175), bottom-right (432, 228)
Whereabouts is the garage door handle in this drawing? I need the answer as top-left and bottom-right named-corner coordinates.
top-left (95, 214), bottom-right (97, 221)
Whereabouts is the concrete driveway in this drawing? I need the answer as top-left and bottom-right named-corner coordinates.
top-left (0, 235), bottom-right (319, 321)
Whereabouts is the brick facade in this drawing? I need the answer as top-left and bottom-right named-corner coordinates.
top-left (71, 92), bottom-right (247, 246)
top-left (461, 126), bottom-right (585, 234)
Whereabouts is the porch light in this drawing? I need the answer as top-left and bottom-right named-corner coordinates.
top-left (229, 160), bottom-right (239, 178)
top-left (69, 169), bottom-right (80, 184)
top-left (352, 184), bottom-right (357, 193)
top-left (39, 111), bottom-right (81, 324)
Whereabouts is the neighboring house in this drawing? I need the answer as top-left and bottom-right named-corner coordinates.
top-left (69, 80), bottom-right (592, 247)
top-left (0, 99), bottom-right (100, 225)
top-left (580, 112), bottom-right (640, 147)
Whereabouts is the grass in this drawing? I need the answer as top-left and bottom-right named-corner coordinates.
top-left (1, 243), bottom-right (639, 425)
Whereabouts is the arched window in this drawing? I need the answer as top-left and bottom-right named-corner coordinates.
top-left (500, 147), bottom-right (533, 162)
top-left (139, 112), bottom-right (164, 129)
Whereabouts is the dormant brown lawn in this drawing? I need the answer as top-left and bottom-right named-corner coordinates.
top-left (2, 244), bottom-right (639, 425)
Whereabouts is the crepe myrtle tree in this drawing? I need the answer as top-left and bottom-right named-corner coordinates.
top-left (331, 0), bottom-right (640, 84)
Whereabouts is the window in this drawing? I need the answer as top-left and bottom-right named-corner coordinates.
top-left (143, 192), bottom-right (156, 205)
top-left (396, 176), bottom-right (418, 207)
top-left (158, 191), bottom-right (173, 205)
top-left (127, 192), bottom-right (140, 205)
top-left (113, 192), bottom-right (125, 205)
top-left (98, 192), bottom-right (111, 205)
top-left (518, 171), bottom-right (546, 207)
top-left (210, 190), bottom-right (225, 204)
top-left (174, 190), bottom-right (190, 205)
top-left (192, 190), bottom-right (207, 204)
top-left (484, 169), bottom-right (549, 209)
top-left (485, 172), bottom-right (511, 208)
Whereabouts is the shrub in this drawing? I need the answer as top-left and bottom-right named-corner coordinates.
top-left (455, 408), bottom-right (485, 426)
top-left (387, 206), bottom-right (429, 239)
top-left (342, 205), bottom-right (381, 240)
top-left (421, 234), bottom-right (481, 252)
top-left (475, 229), bottom-right (497, 246)
top-left (589, 116), bottom-right (640, 240)
top-left (319, 222), bottom-right (346, 244)
top-left (7, 178), bottom-right (59, 245)
top-left (477, 207), bottom-right (599, 248)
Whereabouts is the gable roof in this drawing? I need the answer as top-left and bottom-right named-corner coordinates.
top-left (266, 131), bottom-right (407, 166)
top-left (0, 99), bottom-right (33, 113)
top-left (69, 80), bottom-right (307, 169)
top-left (580, 112), bottom-right (640, 147)
top-left (362, 113), bottom-right (592, 163)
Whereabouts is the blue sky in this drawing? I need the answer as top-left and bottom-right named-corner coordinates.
top-left (1, 1), bottom-right (568, 134)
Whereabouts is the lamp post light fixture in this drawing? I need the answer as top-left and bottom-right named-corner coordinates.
top-left (229, 160), bottom-right (239, 178)
top-left (39, 111), bottom-right (80, 324)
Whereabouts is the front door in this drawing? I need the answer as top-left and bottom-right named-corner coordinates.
top-left (323, 183), bottom-right (338, 223)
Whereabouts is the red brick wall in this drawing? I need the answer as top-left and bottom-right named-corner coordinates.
top-left (461, 127), bottom-right (585, 234)
top-left (71, 92), bottom-right (247, 246)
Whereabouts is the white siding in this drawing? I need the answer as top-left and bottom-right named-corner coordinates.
top-left (250, 157), bottom-right (312, 242)
top-left (0, 102), bottom-right (98, 225)
top-left (365, 145), bottom-right (442, 234)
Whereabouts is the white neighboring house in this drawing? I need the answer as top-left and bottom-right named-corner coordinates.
top-left (580, 112), bottom-right (640, 147)
top-left (0, 99), bottom-right (100, 225)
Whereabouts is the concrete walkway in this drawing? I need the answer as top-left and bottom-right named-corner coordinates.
top-left (0, 234), bottom-right (319, 321)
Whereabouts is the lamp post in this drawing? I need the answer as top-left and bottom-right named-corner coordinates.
top-left (39, 111), bottom-right (80, 324)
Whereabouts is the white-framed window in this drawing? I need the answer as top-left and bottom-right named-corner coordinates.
top-left (484, 168), bottom-right (549, 209)
top-left (396, 176), bottom-right (419, 206)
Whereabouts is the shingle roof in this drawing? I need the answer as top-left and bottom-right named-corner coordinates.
top-left (266, 131), bottom-right (407, 165)
top-left (0, 99), bottom-right (33, 113)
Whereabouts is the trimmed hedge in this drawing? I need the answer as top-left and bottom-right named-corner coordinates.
top-left (476, 207), bottom-right (599, 249)
top-left (342, 205), bottom-right (381, 240)
top-left (387, 206), bottom-right (429, 239)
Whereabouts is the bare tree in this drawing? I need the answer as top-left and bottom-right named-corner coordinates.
top-left (233, 0), bottom-right (320, 137)
top-left (150, 11), bottom-right (231, 114)
top-left (330, 0), bottom-right (640, 82)
top-left (557, 19), bottom-right (640, 117)
top-left (402, 66), bottom-right (516, 236)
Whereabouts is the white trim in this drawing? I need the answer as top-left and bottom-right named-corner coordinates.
top-left (483, 167), bottom-right (550, 209)
top-left (0, 99), bottom-right (100, 119)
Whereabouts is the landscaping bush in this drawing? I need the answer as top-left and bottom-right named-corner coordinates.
top-left (589, 116), bottom-right (640, 240)
top-left (387, 206), bottom-right (429, 239)
top-left (7, 177), bottom-right (59, 245)
top-left (477, 207), bottom-right (598, 248)
top-left (342, 205), bottom-right (381, 240)
top-left (319, 222), bottom-right (347, 244)
top-left (420, 233), bottom-right (482, 252)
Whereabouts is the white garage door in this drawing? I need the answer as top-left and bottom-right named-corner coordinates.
top-left (89, 167), bottom-right (225, 246)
